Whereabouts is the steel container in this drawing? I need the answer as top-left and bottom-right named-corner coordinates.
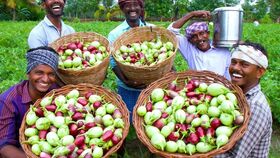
top-left (212, 6), bottom-right (243, 47)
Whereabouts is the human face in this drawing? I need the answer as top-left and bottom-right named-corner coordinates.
top-left (229, 58), bottom-right (265, 93)
top-left (28, 64), bottom-right (56, 94)
top-left (122, 1), bottom-right (141, 23)
top-left (189, 30), bottom-right (211, 52)
top-left (43, 0), bottom-right (65, 17)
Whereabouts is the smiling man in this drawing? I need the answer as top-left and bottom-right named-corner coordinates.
top-left (0, 47), bottom-right (59, 158)
top-left (167, 11), bottom-right (231, 80)
top-left (108, 0), bottom-right (149, 44)
top-left (216, 41), bottom-right (272, 158)
top-left (28, 0), bottom-right (75, 48)
top-left (108, 0), bottom-right (154, 119)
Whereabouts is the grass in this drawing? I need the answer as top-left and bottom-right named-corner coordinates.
top-left (270, 120), bottom-right (280, 158)
top-left (0, 21), bottom-right (279, 157)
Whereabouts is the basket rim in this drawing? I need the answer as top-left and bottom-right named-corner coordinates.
top-left (57, 55), bottom-right (110, 72)
top-left (49, 32), bottom-right (110, 47)
top-left (112, 26), bottom-right (179, 51)
top-left (19, 83), bottom-right (130, 158)
top-left (49, 32), bottom-right (111, 72)
top-left (132, 70), bottom-right (251, 158)
top-left (111, 26), bottom-right (179, 69)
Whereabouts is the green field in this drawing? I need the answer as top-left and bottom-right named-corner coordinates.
top-left (0, 21), bottom-right (279, 157)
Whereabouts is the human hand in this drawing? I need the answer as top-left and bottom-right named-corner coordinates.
top-left (191, 10), bottom-right (211, 20)
top-left (124, 80), bottom-right (147, 89)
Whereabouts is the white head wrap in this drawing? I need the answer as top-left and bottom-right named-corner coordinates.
top-left (232, 45), bottom-right (268, 69)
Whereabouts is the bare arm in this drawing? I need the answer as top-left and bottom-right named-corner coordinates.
top-left (172, 11), bottom-right (211, 29)
top-left (0, 145), bottom-right (26, 158)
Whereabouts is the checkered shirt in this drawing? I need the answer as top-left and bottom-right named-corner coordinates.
top-left (215, 84), bottom-right (272, 158)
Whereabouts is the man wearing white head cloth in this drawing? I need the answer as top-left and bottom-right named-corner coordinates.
top-left (216, 41), bottom-right (272, 158)
top-left (168, 10), bottom-right (231, 80)
top-left (0, 46), bottom-right (59, 158)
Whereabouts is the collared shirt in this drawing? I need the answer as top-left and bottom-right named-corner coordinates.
top-left (108, 19), bottom-right (154, 91)
top-left (215, 84), bottom-right (272, 158)
top-left (167, 23), bottom-right (231, 80)
top-left (28, 16), bottom-right (75, 48)
top-left (0, 80), bottom-right (58, 149)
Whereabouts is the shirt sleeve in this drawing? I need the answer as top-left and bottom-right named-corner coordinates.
top-left (167, 22), bottom-right (181, 36)
top-left (215, 102), bottom-right (269, 158)
top-left (28, 31), bottom-right (46, 48)
top-left (69, 26), bottom-right (75, 33)
top-left (0, 99), bottom-right (18, 149)
top-left (167, 22), bottom-right (191, 61)
top-left (224, 49), bottom-right (231, 80)
top-left (108, 32), bottom-right (118, 69)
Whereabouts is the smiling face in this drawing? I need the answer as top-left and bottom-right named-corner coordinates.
top-left (229, 58), bottom-right (265, 93)
top-left (122, 1), bottom-right (142, 23)
top-left (189, 30), bottom-right (211, 52)
top-left (43, 0), bottom-right (65, 17)
top-left (28, 64), bottom-right (56, 95)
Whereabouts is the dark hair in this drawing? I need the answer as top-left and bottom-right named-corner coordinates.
top-left (234, 40), bottom-right (268, 58)
top-left (27, 46), bottom-right (58, 55)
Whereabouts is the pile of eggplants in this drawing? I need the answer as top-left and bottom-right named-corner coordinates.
top-left (137, 79), bottom-right (244, 154)
top-left (23, 89), bottom-right (125, 158)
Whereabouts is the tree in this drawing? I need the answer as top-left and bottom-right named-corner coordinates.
top-left (94, 0), bottom-right (121, 21)
top-left (242, 0), bottom-right (255, 21)
top-left (145, 0), bottom-right (174, 20)
top-left (172, 0), bottom-right (190, 20)
top-left (243, 0), bottom-right (268, 21)
top-left (254, 0), bottom-right (268, 20)
top-left (64, 0), bottom-right (100, 19)
top-left (188, 0), bottom-right (239, 12)
top-left (268, 0), bottom-right (280, 22)
top-left (0, 0), bottom-right (37, 20)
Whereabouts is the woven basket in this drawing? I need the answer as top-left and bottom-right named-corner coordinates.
top-left (133, 70), bottom-right (251, 158)
top-left (19, 83), bottom-right (130, 158)
top-left (112, 26), bottom-right (178, 87)
top-left (49, 32), bottom-right (110, 85)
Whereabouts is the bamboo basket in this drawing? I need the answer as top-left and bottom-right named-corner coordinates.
top-left (19, 83), bottom-right (130, 158)
top-left (49, 32), bottom-right (110, 85)
top-left (112, 26), bottom-right (178, 87)
top-left (133, 70), bottom-right (251, 158)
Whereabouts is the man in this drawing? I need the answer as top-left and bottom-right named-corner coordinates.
top-left (0, 47), bottom-right (59, 158)
top-left (108, 0), bottom-right (148, 44)
top-left (216, 42), bottom-right (272, 157)
top-left (167, 11), bottom-right (231, 79)
top-left (28, 0), bottom-right (75, 48)
top-left (108, 0), bottom-right (154, 116)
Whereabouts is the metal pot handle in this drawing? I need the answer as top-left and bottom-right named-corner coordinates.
top-left (210, 10), bottom-right (218, 21)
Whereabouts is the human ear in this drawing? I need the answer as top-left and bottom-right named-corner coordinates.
top-left (257, 67), bottom-right (266, 79)
top-left (41, 2), bottom-right (46, 9)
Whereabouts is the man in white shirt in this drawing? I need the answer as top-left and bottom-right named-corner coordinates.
top-left (28, 0), bottom-right (75, 48)
top-left (168, 11), bottom-right (231, 80)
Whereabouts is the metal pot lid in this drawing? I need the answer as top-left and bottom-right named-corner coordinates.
top-left (214, 6), bottom-right (243, 12)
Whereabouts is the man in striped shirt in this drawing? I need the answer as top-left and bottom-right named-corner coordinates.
top-left (0, 47), bottom-right (59, 158)
top-left (215, 41), bottom-right (272, 157)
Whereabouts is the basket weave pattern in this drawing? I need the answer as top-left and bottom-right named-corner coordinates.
top-left (49, 32), bottom-right (110, 85)
top-left (20, 83), bottom-right (130, 158)
top-left (112, 26), bottom-right (178, 87)
top-left (133, 70), bottom-right (250, 158)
